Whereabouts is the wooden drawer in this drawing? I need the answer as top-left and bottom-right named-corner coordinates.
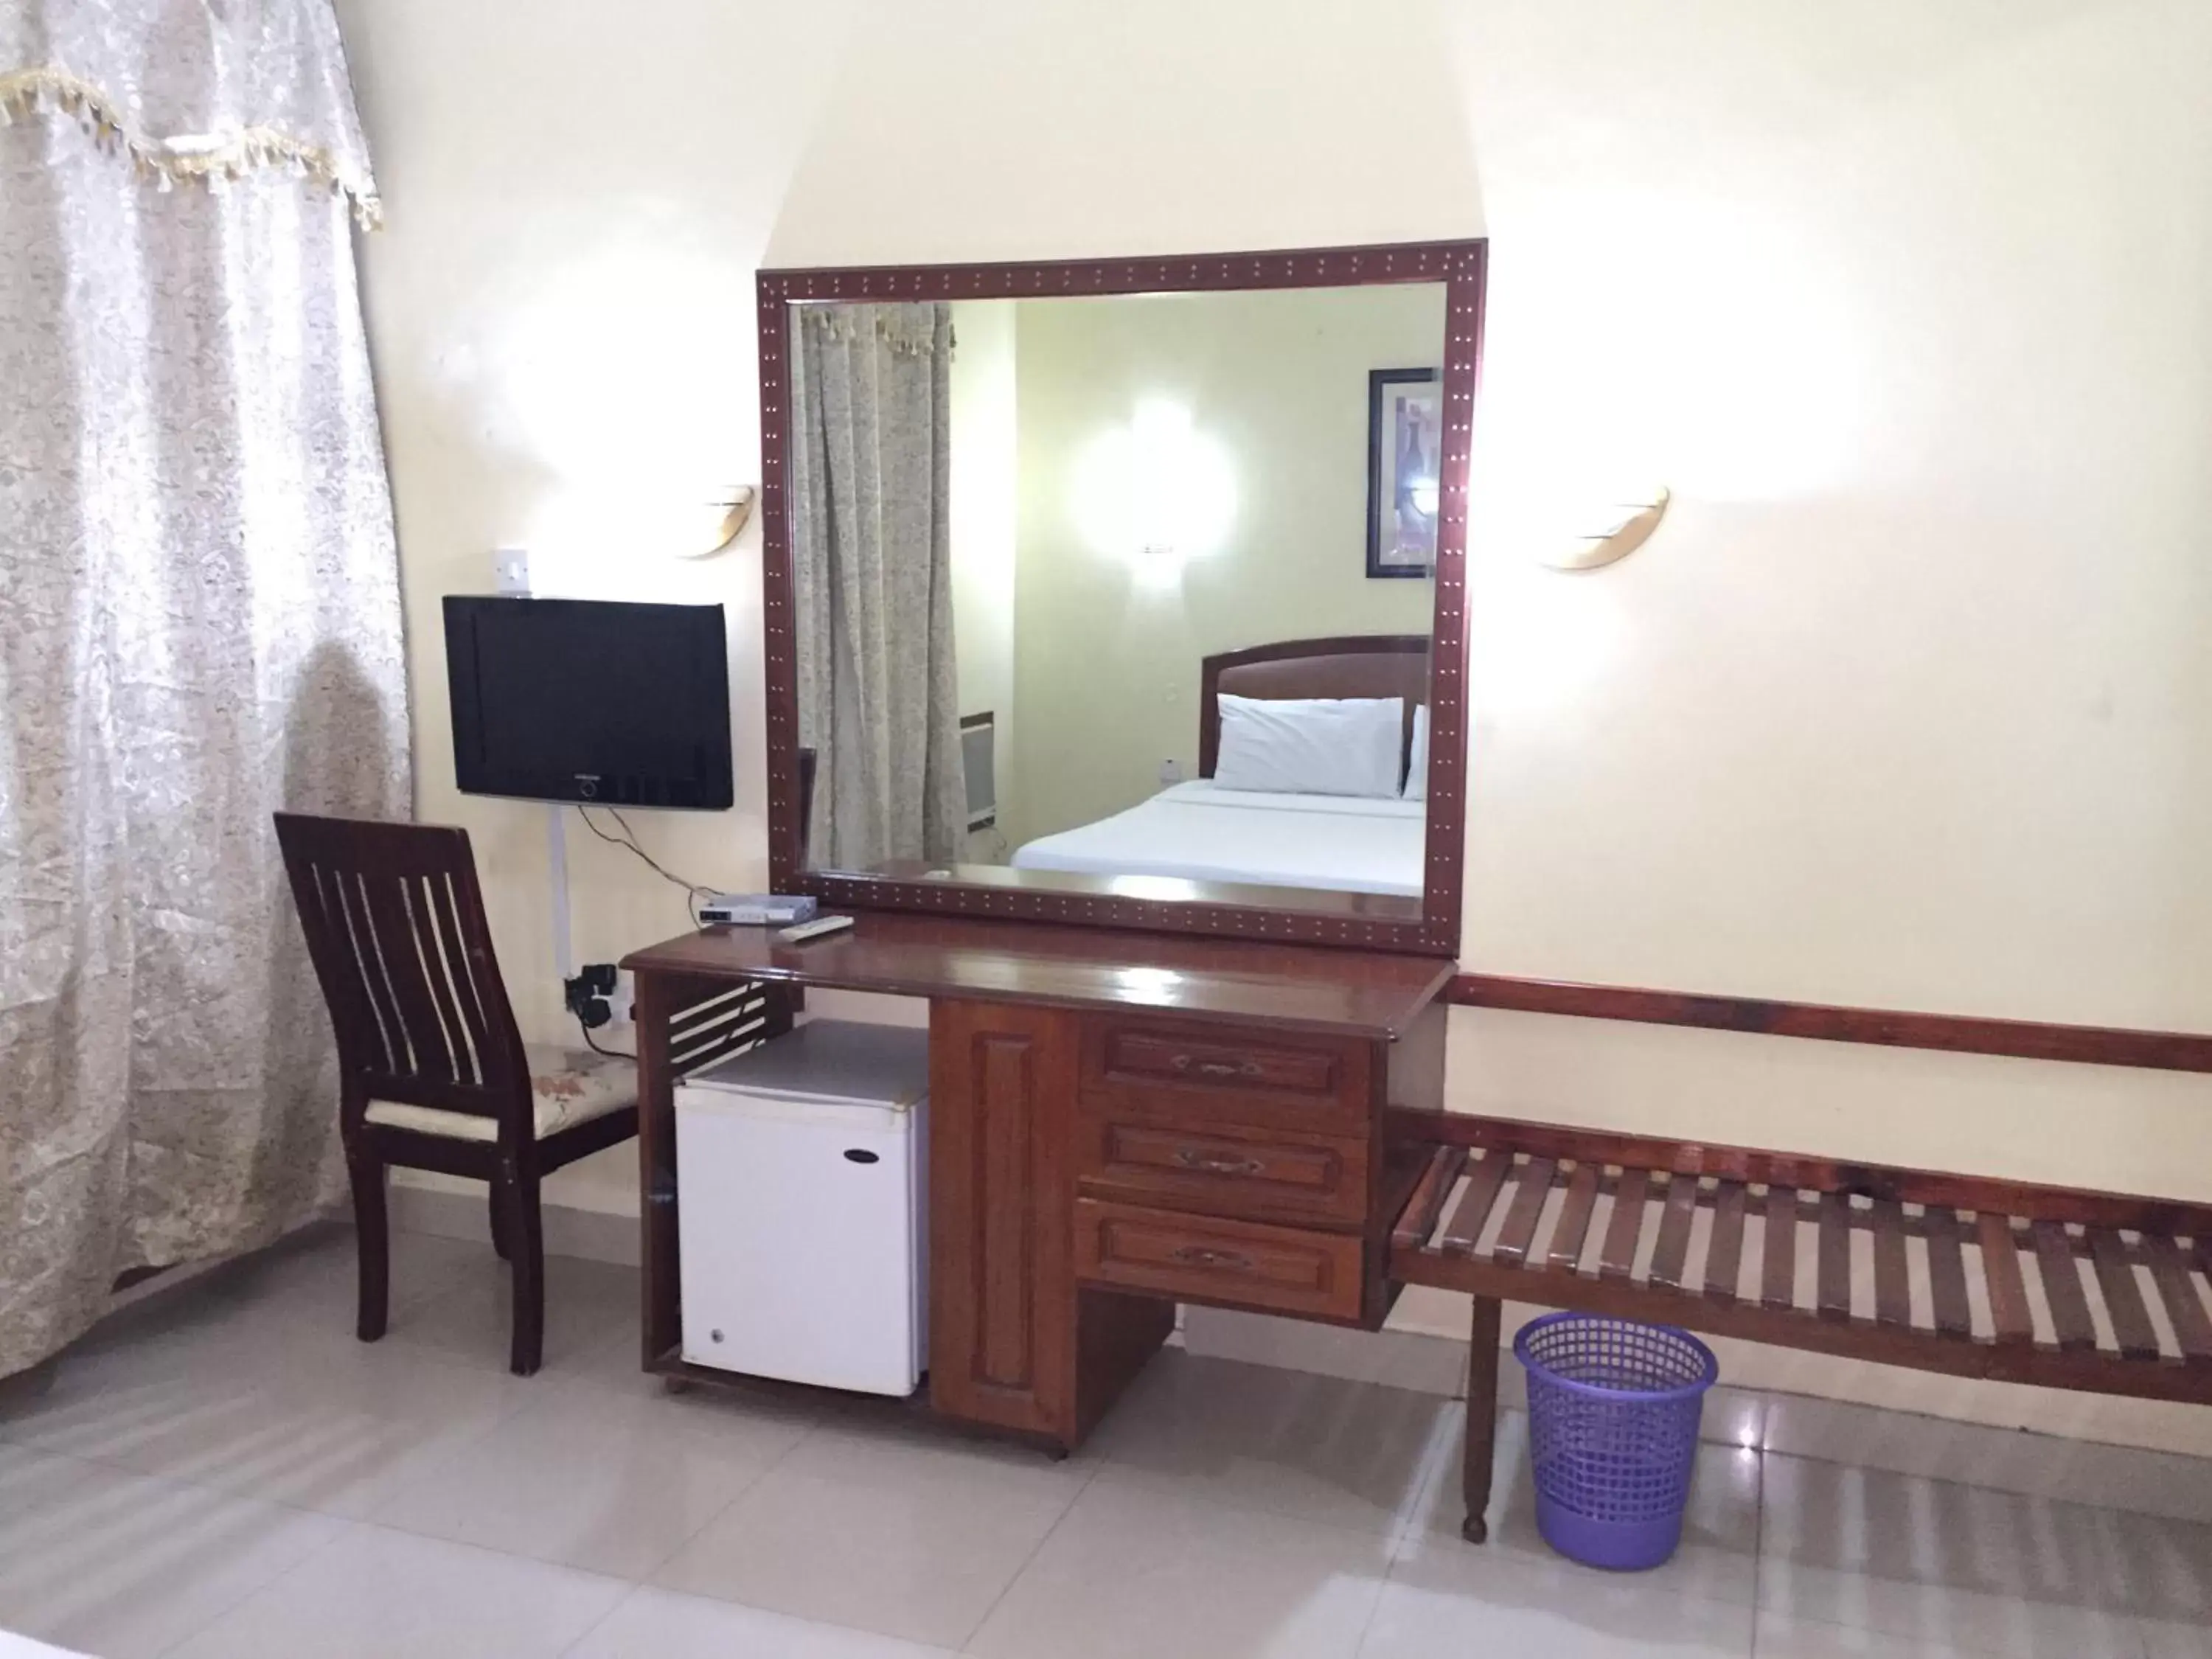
top-left (1079, 1017), bottom-right (1371, 1134)
top-left (1075, 1112), bottom-right (1368, 1227)
top-left (1074, 1199), bottom-right (1365, 1321)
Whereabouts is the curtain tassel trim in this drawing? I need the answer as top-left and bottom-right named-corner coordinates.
top-left (0, 66), bottom-right (382, 229)
top-left (799, 306), bottom-right (958, 358)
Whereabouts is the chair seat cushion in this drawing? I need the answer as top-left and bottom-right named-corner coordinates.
top-left (364, 1046), bottom-right (636, 1144)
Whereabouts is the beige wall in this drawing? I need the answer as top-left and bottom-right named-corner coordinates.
top-left (998, 288), bottom-right (1439, 848)
top-left (336, 0), bottom-right (2212, 1445)
top-left (1454, 1), bottom-right (2212, 1029)
top-left (763, 0), bottom-right (1483, 268)
top-left (333, 0), bottom-right (863, 1211)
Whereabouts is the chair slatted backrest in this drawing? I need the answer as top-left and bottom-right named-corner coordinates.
top-left (274, 813), bottom-right (529, 1133)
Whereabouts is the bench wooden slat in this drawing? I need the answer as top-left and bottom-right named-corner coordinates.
top-left (1492, 1158), bottom-right (1556, 1267)
top-left (1440, 1150), bottom-right (1514, 1255)
top-left (1548, 1163), bottom-right (1601, 1273)
top-left (2087, 1228), bottom-right (2159, 1361)
top-left (1978, 1213), bottom-right (2033, 1345)
top-left (2142, 1234), bottom-right (2212, 1364)
top-left (1391, 1147), bottom-right (1467, 1250)
top-left (1817, 1191), bottom-right (1852, 1321)
top-left (1705, 1180), bottom-right (1747, 1304)
top-left (2032, 1220), bottom-right (2097, 1352)
top-left (1599, 1168), bottom-right (1649, 1281)
top-left (1649, 1175), bottom-right (1699, 1289)
top-left (1923, 1206), bottom-right (1972, 1337)
top-left (1761, 1183), bottom-right (1798, 1310)
top-left (1871, 1198), bottom-right (1910, 1328)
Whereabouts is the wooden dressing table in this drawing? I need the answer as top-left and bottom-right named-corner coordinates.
top-left (628, 237), bottom-right (1486, 1451)
top-left (624, 913), bottom-right (1452, 1451)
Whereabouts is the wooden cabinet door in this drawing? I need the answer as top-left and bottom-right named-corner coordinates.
top-left (928, 999), bottom-right (1079, 1440)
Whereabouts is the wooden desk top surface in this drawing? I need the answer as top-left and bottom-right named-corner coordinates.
top-left (623, 912), bottom-right (1453, 1040)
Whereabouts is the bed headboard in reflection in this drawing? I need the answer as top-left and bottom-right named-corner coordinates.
top-left (1199, 635), bottom-right (1431, 778)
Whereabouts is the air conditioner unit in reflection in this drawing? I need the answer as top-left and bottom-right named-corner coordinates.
top-left (960, 712), bottom-right (995, 832)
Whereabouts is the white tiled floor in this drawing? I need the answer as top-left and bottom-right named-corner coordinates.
top-left (3, 1224), bottom-right (2208, 1659)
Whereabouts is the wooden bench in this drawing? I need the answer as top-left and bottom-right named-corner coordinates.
top-left (1385, 1106), bottom-right (2212, 1543)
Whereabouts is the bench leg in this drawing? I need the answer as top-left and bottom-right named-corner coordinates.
top-left (1461, 1295), bottom-right (1503, 1544)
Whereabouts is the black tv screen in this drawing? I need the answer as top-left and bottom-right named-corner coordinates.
top-left (444, 597), bottom-right (733, 810)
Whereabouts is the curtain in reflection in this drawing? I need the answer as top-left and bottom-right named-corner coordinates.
top-left (789, 302), bottom-right (967, 868)
top-left (0, 1), bottom-right (408, 1379)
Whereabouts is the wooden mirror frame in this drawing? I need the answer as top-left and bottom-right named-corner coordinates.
top-left (758, 237), bottom-right (1485, 957)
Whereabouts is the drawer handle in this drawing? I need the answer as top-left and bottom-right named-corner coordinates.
top-left (1169, 1054), bottom-right (1263, 1080)
top-left (1172, 1148), bottom-right (1266, 1177)
top-left (1169, 1244), bottom-right (1255, 1272)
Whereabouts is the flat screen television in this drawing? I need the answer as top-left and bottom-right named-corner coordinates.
top-left (444, 596), bottom-right (733, 810)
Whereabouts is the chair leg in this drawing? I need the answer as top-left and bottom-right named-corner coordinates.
top-left (1462, 1295), bottom-right (1503, 1544)
top-left (501, 1168), bottom-right (546, 1376)
top-left (347, 1148), bottom-right (390, 1343)
top-left (488, 1183), bottom-right (511, 1260)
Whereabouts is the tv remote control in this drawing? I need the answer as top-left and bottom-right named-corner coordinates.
top-left (778, 914), bottom-right (855, 944)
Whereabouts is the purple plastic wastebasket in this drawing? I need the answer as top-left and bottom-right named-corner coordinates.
top-left (1513, 1311), bottom-right (1719, 1571)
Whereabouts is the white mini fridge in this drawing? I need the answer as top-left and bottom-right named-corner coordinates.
top-left (675, 1019), bottom-right (929, 1394)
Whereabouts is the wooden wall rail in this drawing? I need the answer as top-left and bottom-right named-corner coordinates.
top-left (1447, 975), bottom-right (2212, 1076)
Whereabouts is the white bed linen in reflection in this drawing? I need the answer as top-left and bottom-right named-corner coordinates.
top-left (1009, 780), bottom-right (1425, 897)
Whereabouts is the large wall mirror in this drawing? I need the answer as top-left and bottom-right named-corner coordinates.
top-left (759, 241), bottom-right (1483, 954)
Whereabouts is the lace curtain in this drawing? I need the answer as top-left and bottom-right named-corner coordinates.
top-left (0, 0), bottom-right (406, 1378)
top-left (789, 303), bottom-right (968, 869)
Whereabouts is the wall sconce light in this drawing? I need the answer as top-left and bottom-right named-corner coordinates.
top-left (676, 487), bottom-right (757, 560)
top-left (1131, 402), bottom-right (1192, 563)
top-left (1071, 400), bottom-right (1236, 585)
top-left (1541, 486), bottom-right (1670, 571)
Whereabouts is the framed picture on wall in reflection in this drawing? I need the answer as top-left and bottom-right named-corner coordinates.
top-left (1366, 367), bottom-right (1442, 578)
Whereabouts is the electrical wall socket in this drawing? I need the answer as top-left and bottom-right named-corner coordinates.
top-left (1159, 757), bottom-right (1185, 784)
top-left (604, 969), bottom-right (635, 1027)
top-left (493, 547), bottom-right (531, 595)
top-left (566, 965), bottom-right (636, 1029)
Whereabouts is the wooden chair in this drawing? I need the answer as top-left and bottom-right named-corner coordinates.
top-left (274, 812), bottom-right (639, 1375)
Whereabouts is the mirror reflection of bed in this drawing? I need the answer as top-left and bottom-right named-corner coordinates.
top-left (787, 279), bottom-right (1444, 917)
top-left (1007, 636), bottom-right (1430, 899)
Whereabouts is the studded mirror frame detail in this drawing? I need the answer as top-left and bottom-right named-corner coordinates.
top-left (757, 239), bottom-right (1486, 957)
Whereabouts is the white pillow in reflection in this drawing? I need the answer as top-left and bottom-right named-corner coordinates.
top-left (1402, 704), bottom-right (1429, 801)
top-left (1213, 695), bottom-right (1403, 799)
